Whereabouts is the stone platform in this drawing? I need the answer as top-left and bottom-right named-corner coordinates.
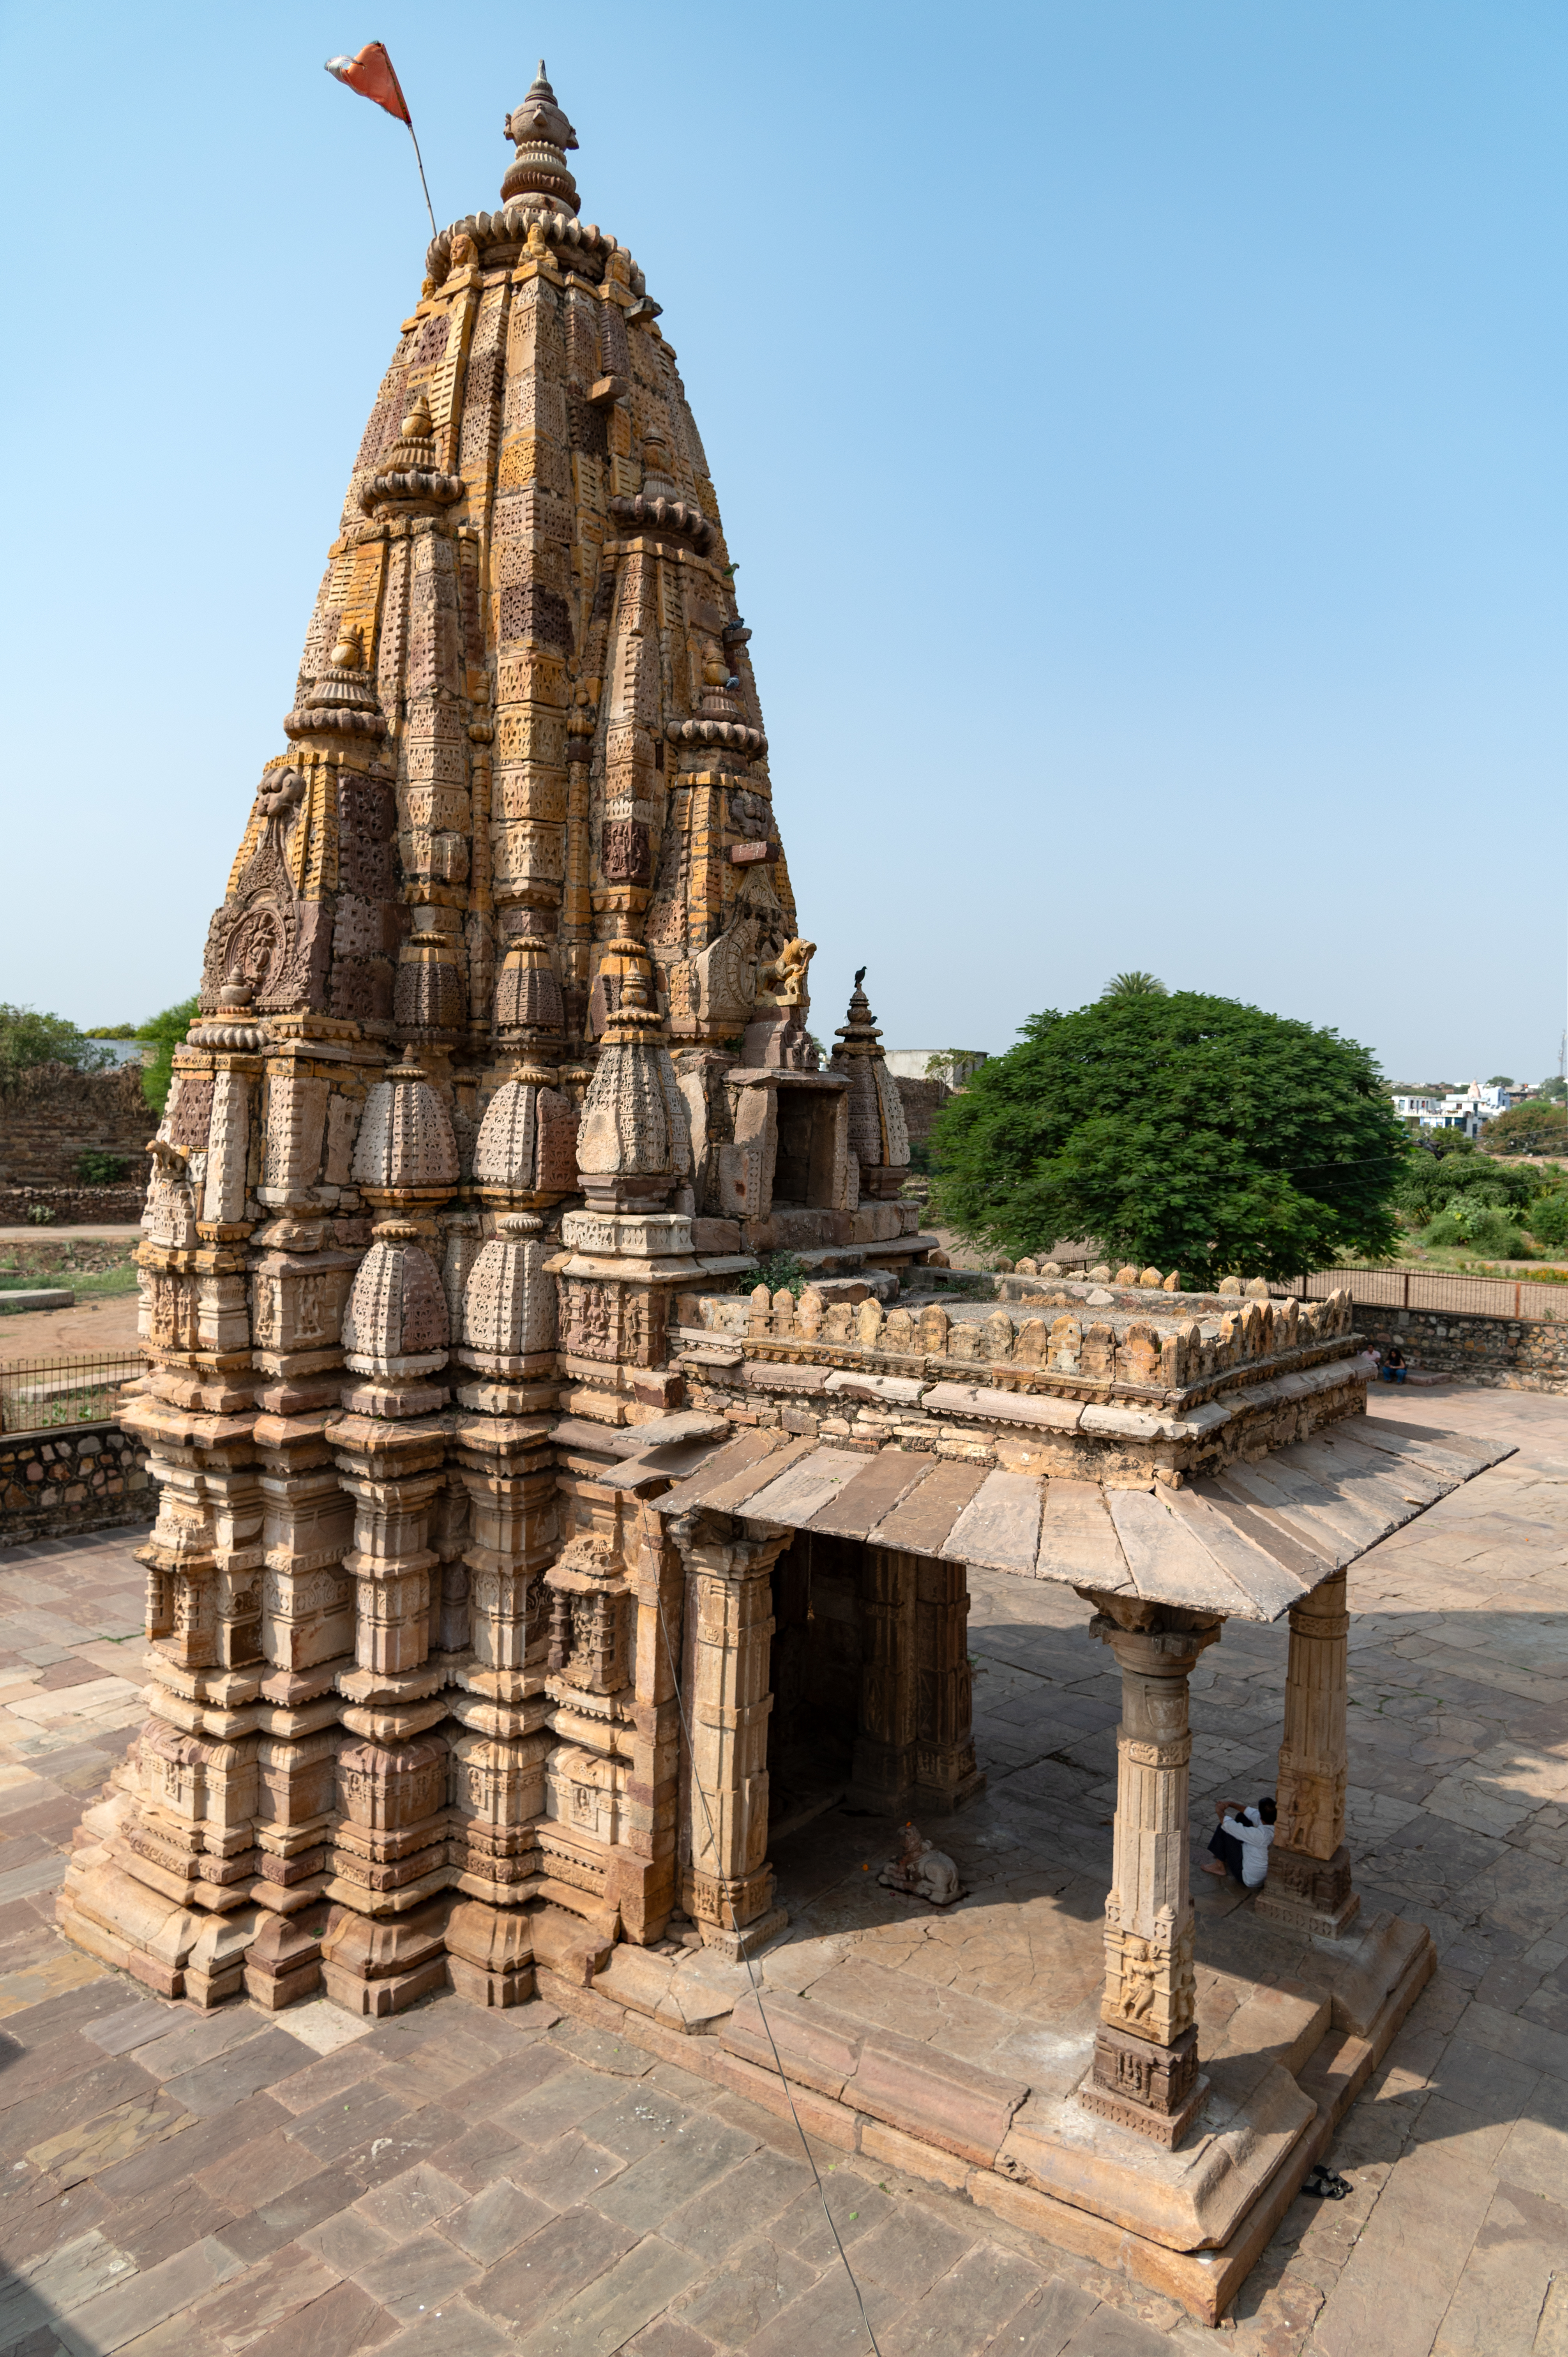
top-left (551, 1747), bottom-right (1432, 2326)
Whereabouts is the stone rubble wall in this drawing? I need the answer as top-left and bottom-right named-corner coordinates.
top-left (0, 1422), bottom-right (154, 1545)
top-left (0, 1064), bottom-right (153, 1191)
top-left (0, 1185), bottom-right (146, 1227)
top-left (1360, 1303), bottom-right (1568, 1392)
top-left (0, 1237), bottom-right (141, 1276)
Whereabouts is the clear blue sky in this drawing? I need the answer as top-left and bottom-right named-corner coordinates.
top-left (3, 2), bottom-right (1563, 1085)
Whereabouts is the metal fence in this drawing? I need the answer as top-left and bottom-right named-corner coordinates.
top-left (1274, 1267), bottom-right (1568, 1323)
top-left (0, 1353), bottom-right (143, 1434)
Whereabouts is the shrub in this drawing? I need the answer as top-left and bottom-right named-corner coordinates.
top-left (752, 1251), bottom-right (809, 1298)
top-left (1528, 1190), bottom-right (1568, 1254)
top-left (75, 1152), bottom-right (131, 1185)
top-left (1395, 1150), bottom-right (1536, 1223)
top-left (1423, 1203), bottom-right (1528, 1256)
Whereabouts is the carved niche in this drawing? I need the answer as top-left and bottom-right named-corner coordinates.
top-left (200, 767), bottom-right (330, 1014)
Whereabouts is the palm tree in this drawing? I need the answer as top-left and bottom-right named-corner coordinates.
top-left (1100, 971), bottom-right (1167, 1000)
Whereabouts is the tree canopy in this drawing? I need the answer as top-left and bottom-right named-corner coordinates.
top-left (1481, 1100), bottom-right (1568, 1156)
top-left (930, 991), bottom-right (1407, 1286)
top-left (1101, 972), bottom-right (1166, 999)
top-left (0, 1004), bottom-right (116, 1092)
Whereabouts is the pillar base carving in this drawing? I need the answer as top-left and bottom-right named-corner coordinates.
top-left (243, 1911), bottom-right (325, 2009)
top-left (446, 1898), bottom-right (536, 2006)
top-left (1079, 2022), bottom-right (1207, 2148)
top-left (1254, 1842), bottom-right (1361, 1939)
top-left (319, 1897), bottom-right (450, 2016)
top-left (697, 1903), bottom-right (788, 1962)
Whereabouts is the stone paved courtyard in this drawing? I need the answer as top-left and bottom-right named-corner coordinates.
top-left (0, 1386), bottom-right (1564, 2355)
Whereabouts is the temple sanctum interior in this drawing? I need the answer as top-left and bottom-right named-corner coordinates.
top-left (54, 63), bottom-right (1511, 2324)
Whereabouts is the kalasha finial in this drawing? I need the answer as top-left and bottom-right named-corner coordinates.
top-left (833, 967), bottom-right (882, 1056)
top-left (328, 622), bottom-right (365, 672)
top-left (501, 61), bottom-right (581, 216)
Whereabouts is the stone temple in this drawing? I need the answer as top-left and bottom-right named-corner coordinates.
top-left (60, 67), bottom-right (1509, 2322)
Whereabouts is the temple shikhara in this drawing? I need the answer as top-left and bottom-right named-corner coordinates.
top-left (59, 68), bottom-right (1508, 2322)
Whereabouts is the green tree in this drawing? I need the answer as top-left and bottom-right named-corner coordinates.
top-left (0, 1004), bottom-right (115, 1091)
top-left (930, 992), bottom-right (1407, 1286)
top-left (1481, 1101), bottom-right (1568, 1156)
top-left (1100, 972), bottom-right (1167, 1000)
top-left (1486, 1074), bottom-right (1516, 1089)
top-left (138, 997), bottom-right (201, 1116)
top-left (84, 1024), bottom-right (138, 1040)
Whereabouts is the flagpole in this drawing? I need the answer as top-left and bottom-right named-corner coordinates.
top-left (405, 120), bottom-right (437, 240)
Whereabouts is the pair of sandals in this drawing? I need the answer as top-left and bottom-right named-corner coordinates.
top-left (1302, 2163), bottom-right (1351, 2201)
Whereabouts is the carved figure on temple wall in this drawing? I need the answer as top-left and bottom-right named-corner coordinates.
top-left (758, 937), bottom-right (815, 1008)
top-left (690, 910), bottom-right (764, 1030)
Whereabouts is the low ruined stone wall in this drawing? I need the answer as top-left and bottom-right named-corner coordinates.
top-left (1360, 1304), bottom-right (1568, 1392)
top-left (0, 1062), bottom-right (152, 1193)
top-left (0, 1421), bottom-right (154, 1546)
top-left (0, 1184), bottom-right (146, 1227)
top-left (0, 1237), bottom-right (141, 1276)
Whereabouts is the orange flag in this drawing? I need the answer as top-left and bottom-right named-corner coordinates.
top-left (324, 42), bottom-right (435, 235)
top-left (325, 41), bottom-right (411, 126)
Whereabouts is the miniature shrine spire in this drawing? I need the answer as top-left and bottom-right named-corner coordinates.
top-left (831, 968), bottom-right (911, 1198)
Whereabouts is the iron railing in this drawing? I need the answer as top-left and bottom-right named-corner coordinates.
top-left (0, 1352), bottom-right (143, 1434)
top-left (1273, 1267), bottom-right (1568, 1323)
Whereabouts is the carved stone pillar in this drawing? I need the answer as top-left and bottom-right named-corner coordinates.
top-left (850, 1546), bottom-right (919, 1813)
top-left (677, 1516), bottom-right (789, 1959)
top-left (915, 1558), bottom-right (985, 1813)
top-left (1080, 1606), bottom-right (1220, 2147)
top-left (1255, 1571), bottom-right (1360, 1938)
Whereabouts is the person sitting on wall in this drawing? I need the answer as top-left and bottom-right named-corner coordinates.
top-left (1381, 1344), bottom-right (1407, 1384)
top-left (1200, 1795), bottom-right (1276, 1888)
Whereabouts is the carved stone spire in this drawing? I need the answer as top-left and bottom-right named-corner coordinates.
top-left (351, 1048), bottom-right (461, 1209)
top-left (501, 63), bottom-right (580, 216)
top-left (575, 937), bottom-right (692, 1212)
top-left (830, 968), bottom-right (910, 1199)
top-left (284, 623), bottom-right (387, 742)
top-left (473, 1060), bottom-right (579, 1209)
top-left (359, 389), bottom-right (464, 516)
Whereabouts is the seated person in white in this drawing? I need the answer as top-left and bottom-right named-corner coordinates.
top-left (1201, 1795), bottom-right (1276, 1887)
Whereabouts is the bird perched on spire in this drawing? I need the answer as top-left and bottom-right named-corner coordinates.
top-left (854, 966), bottom-right (866, 988)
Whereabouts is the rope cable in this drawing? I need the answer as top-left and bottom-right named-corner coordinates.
top-left (655, 1583), bottom-right (882, 2357)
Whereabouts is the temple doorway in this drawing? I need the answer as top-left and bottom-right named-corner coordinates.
top-left (765, 1528), bottom-right (984, 1847)
top-left (766, 1528), bottom-right (858, 1841)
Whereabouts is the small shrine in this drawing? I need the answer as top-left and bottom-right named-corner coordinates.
top-left (58, 69), bottom-right (1508, 2324)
